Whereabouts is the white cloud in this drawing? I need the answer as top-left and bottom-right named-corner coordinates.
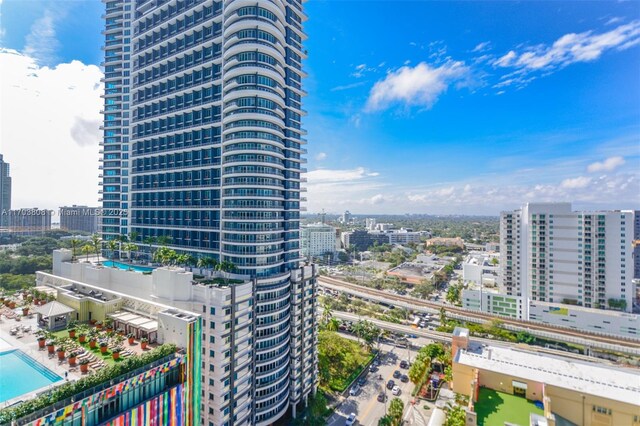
top-left (369, 194), bottom-right (386, 205)
top-left (605, 17), bottom-right (623, 26)
top-left (365, 61), bottom-right (471, 111)
top-left (493, 21), bottom-right (640, 72)
top-left (23, 9), bottom-right (62, 65)
top-left (561, 176), bottom-right (592, 189)
top-left (472, 41), bottom-right (491, 53)
top-left (0, 49), bottom-right (103, 210)
top-left (306, 167), bottom-right (377, 184)
top-left (314, 152), bottom-right (327, 161)
top-left (587, 156), bottom-right (626, 172)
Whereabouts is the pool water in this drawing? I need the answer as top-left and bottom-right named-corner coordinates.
top-left (103, 260), bottom-right (154, 273)
top-left (0, 350), bottom-right (62, 403)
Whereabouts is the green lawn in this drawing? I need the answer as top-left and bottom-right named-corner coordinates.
top-left (50, 330), bottom-right (126, 367)
top-left (475, 388), bottom-right (543, 426)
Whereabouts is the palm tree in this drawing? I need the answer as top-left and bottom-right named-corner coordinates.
top-left (81, 244), bottom-right (93, 262)
top-left (326, 317), bottom-right (340, 332)
top-left (91, 234), bottom-right (102, 262)
top-left (175, 253), bottom-right (189, 267)
top-left (218, 260), bottom-right (237, 273)
top-left (156, 235), bottom-right (171, 247)
top-left (128, 231), bottom-right (139, 243)
top-left (70, 238), bottom-right (80, 262)
top-left (184, 254), bottom-right (196, 268)
top-left (125, 243), bottom-right (138, 261)
top-left (143, 236), bottom-right (156, 262)
top-left (107, 240), bottom-right (118, 260)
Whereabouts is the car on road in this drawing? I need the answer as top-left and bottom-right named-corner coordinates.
top-left (400, 374), bottom-right (409, 383)
top-left (393, 370), bottom-right (401, 379)
top-left (377, 392), bottom-right (386, 403)
top-left (399, 360), bottom-right (409, 369)
top-left (408, 334), bottom-right (418, 339)
top-left (349, 385), bottom-right (360, 396)
top-left (357, 377), bottom-right (367, 386)
top-left (392, 385), bottom-right (401, 396)
top-left (345, 413), bottom-right (357, 426)
top-left (386, 379), bottom-right (395, 390)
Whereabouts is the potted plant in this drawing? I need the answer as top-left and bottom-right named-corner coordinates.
top-left (99, 341), bottom-right (109, 354)
top-left (140, 337), bottom-right (149, 350)
top-left (56, 346), bottom-right (66, 360)
top-left (67, 320), bottom-right (78, 338)
top-left (104, 318), bottom-right (114, 332)
top-left (78, 328), bottom-right (88, 343)
top-left (127, 333), bottom-right (135, 345)
top-left (68, 351), bottom-right (78, 366)
top-left (111, 346), bottom-right (122, 361)
top-left (89, 336), bottom-right (97, 349)
top-left (22, 303), bottom-right (31, 316)
top-left (36, 330), bottom-right (48, 348)
top-left (95, 321), bottom-right (103, 330)
top-left (79, 358), bottom-right (90, 373)
top-left (117, 327), bottom-right (125, 336)
top-left (8, 300), bottom-right (16, 309)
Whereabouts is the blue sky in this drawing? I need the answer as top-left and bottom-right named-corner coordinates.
top-left (0, 0), bottom-right (639, 214)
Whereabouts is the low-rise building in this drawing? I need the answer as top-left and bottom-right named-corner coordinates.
top-left (425, 237), bottom-right (464, 249)
top-left (462, 289), bottom-right (524, 318)
top-left (452, 327), bottom-right (640, 426)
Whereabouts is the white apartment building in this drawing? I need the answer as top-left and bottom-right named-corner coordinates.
top-left (301, 223), bottom-right (337, 260)
top-left (501, 202), bottom-right (634, 313)
top-left (386, 228), bottom-right (429, 245)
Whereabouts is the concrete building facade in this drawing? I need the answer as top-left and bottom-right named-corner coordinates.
top-left (301, 222), bottom-right (337, 260)
top-left (500, 203), bottom-right (634, 313)
top-left (59, 205), bottom-right (99, 234)
top-left (0, 154), bottom-right (11, 227)
top-left (99, 0), bottom-right (318, 424)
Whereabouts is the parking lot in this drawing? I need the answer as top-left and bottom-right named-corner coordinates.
top-left (326, 338), bottom-right (434, 426)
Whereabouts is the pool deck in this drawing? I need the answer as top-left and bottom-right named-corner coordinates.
top-left (0, 312), bottom-right (81, 409)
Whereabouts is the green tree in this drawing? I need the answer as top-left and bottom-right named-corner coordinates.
top-left (91, 234), bottom-right (102, 262)
top-left (444, 404), bottom-right (466, 426)
top-left (107, 240), bottom-right (118, 260)
top-left (408, 356), bottom-right (429, 385)
top-left (80, 244), bottom-right (93, 262)
top-left (326, 317), bottom-right (340, 332)
top-left (378, 416), bottom-right (393, 426)
top-left (124, 243), bottom-right (138, 261)
top-left (389, 398), bottom-right (404, 424)
top-left (439, 307), bottom-right (447, 325)
top-left (69, 239), bottom-right (81, 262)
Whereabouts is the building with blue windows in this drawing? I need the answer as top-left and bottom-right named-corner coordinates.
top-left (100, 1), bottom-right (317, 425)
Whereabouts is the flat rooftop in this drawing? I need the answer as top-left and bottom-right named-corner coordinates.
top-left (456, 344), bottom-right (640, 406)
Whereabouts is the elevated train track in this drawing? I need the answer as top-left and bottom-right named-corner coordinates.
top-left (319, 276), bottom-right (640, 356)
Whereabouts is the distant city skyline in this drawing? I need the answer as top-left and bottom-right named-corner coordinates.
top-left (1, 0), bottom-right (639, 214)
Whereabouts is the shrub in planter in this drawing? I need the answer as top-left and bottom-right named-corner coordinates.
top-left (79, 358), bottom-right (90, 373)
top-left (111, 346), bottom-right (122, 361)
top-left (56, 347), bottom-right (66, 360)
top-left (95, 321), bottom-right (103, 330)
top-left (99, 341), bottom-right (109, 354)
top-left (46, 340), bottom-right (56, 354)
top-left (68, 352), bottom-right (78, 366)
top-left (78, 333), bottom-right (87, 343)
top-left (67, 321), bottom-right (78, 338)
top-left (140, 338), bottom-right (149, 350)
top-left (127, 333), bottom-right (135, 345)
top-left (89, 338), bottom-right (97, 349)
top-left (117, 328), bottom-right (125, 336)
top-left (37, 336), bottom-right (46, 348)
top-left (22, 307), bottom-right (30, 316)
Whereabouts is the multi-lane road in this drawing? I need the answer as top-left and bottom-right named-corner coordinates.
top-left (319, 276), bottom-right (640, 356)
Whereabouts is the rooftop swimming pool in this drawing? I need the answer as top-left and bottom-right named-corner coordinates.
top-left (103, 260), bottom-right (154, 273)
top-left (0, 349), bottom-right (62, 403)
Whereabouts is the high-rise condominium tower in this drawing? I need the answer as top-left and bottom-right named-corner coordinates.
top-left (100, 1), bottom-right (317, 425)
top-left (500, 202), bottom-right (634, 313)
top-left (0, 154), bottom-right (11, 226)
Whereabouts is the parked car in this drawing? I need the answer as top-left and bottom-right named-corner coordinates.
top-left (400, 374), bottom-right (409, 383)
top-left (386, 379), bottom-right (395, 390)
top-left (369, 365), bottom-right (378, 373)
top-left (357, 377), bottom-right (367, 386)
top-left (392, 385), bottom-right (401, 396)
top-left (393, 370), bottom-right (401, 379)
top-left (346, 413), bottom-right (357, 426)
top-left (399, 360), bottom-right (409, 369)
top-left (377, 392), bottom-right (386, 403)
top-left (349, 385), bottom-right (360, 396)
